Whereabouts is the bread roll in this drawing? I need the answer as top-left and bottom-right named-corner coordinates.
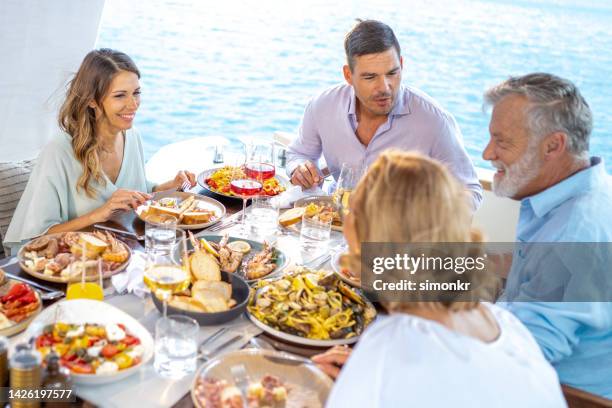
top-left (189, 250), bottom-right (221, 281)
top-left (278, 207), bottom-right (305, 227)
top-left (192, 280), bottom-right (232, 301)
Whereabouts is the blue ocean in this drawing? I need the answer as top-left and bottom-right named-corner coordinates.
top-left (97, 0), bottom-right (612, 171)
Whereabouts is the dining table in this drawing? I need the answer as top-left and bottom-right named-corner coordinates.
top-left (0, 148), bottom-right (347, 408)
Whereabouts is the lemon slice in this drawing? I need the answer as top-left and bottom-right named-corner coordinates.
top-left (199, 238), bottom-right (219, 258)
top-left (227, 240), bottom-right (251, 254)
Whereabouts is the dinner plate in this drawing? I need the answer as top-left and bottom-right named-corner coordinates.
top-left (181, 234), bottom-right (289, 284)
top-left (0, 279), bottom-right (42, 337)
top-left (247, 272), bottom-right (375, 347)
top-left (197, 167), bottom-right (290, 200)
top-left (18, 232), bottom-right (131, 284)
top-left (135, 191), bottom-right (226, 230)
top-left (281, 195), bottom-right (343, 233)
top-left (25, 299), bottom-right (154, 385)
top-left (191, 349), bottom-right (333, 408)
top-left (330, 250), bottom-right (360, 287)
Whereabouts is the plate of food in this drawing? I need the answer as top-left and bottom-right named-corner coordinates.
top-left (247, 268), bottom-right (376, 347)
top-left (26, 299), bottom-right (154, 385)
top-left (136, 191), bottom-right (225, 229)
top-left (197, 166), bottom-right (288, 199)
top-left (279, 197), bottom-right (342, 233)
top-left (18, 231), bottom-right (131, 283)
top-left (176, 233), bottom-right (288, 284)
top-left (191, 349), bottom-right (333, 408)
top-left (0, 270), bottom-right (42, 337)
top-left (331, 251), bottom-right (360, 287)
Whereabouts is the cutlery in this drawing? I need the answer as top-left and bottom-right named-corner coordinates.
top-left (199, 334), bottom-right (242, 361)
top-left (4, 271), bottom-right (64, 294)
top-left (39, 290), bottom-right (65, 301)
top-left (0, 257), bottom-right (18, 269)
top-left (304, 253), bottom-right (331, 269)
top-left (199, 327), bottom-right (228, 350)
top-left (93, 224), bottom-right (144, 241)
top-left (230, 364), bottom-right (249, 408)
top-left (248, 336), bottom-right (275, 350)
top-left (206, 220), bottom-right (238, 232)
top-left (180, 180), bottom-right (192, 192)
top-left (263, 352), bottom-right (315, 367)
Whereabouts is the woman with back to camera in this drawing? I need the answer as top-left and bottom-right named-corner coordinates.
top-left (4, 49), bottom-right (194, 253)
top-left (314, 151), bottom-right (566, 407)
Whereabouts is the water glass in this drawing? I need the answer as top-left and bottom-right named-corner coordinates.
top-left (249, 196), bottom-right (279, 238)
top-left (300, 212), bottom-right (332, 252)
top-left (154, 315), bottom-right (198, 379)
top-left (145, 214), bottom-right (178, 254)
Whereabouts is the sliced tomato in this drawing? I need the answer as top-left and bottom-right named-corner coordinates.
top-left (87, 336), bottom-right (101, 346)
top-left (101, 344), bottom-right (119, 358)
top-left (36, 334), bottom-right (53, 348)
top-left (222, 185), bottom-right (230, 193)
top-left (71, 363), bottom-right (94, 374)
top-left (122, 335), bottom-right (140, 346)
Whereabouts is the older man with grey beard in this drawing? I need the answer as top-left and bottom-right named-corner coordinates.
top-left (482, 73), bottom-right (612, 399)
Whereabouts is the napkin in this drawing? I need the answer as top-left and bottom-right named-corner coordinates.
top-left (111, 251), bottom-right (149, 298)
top-left (270, 185), bottom-right (326, 209)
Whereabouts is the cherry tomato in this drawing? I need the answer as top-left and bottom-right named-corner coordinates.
top-left (101, 344), bottom-right (119, 359)
top-left (122, 335), bottom-right (140, 346)
top-left (71, 363), bottom-right (94, 374)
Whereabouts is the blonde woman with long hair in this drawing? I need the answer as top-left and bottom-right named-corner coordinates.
top-left (316, 151), bottom-right (565, 407)
top-left (4, 49), bottom-right (194, 252)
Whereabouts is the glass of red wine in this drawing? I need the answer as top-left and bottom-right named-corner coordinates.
top-left (229, 149), bottom-right (263, 236)
top-left (245, 140), bottom-right (276, 183)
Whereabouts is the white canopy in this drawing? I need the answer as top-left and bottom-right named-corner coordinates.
top-left (0, 0), bottom-right (105, 161)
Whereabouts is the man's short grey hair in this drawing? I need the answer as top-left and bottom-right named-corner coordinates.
top-left (484, 73), bottom-right (592, 158)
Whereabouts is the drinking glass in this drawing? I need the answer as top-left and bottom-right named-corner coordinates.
top-left (145, 214), bottom-right (178, 255)
top-left (143, 230), bottom-right (190, 317)
top-left (66, 257), bottom-right (104, 300)
top-left (229, 147), bottom-right (262, 236)
top-left (245, 140), bottom-right (276, 183)
top-left (249, 195), bottom-right (279, 239)
top-left (154, 314), bottom-right (198, 379)
top-left (333, 163), bottom-right (364, 219)
top-left (300, 211), bottom-right (333, 253)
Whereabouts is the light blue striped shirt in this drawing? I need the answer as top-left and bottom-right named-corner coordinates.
top-left (286, 84), bottom-right (482, 210)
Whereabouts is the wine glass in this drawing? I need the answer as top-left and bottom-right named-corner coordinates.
top-left (245, 140), bottom-right (276, 184)
top-left (143, 229), bottom-right (190, 316)
top-left (229, 145), bottom-right (262, 236)
top-left (333, 163), bottom-right (365, 219)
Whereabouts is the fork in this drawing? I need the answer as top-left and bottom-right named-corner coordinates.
top-left (180, 180), bottom-right (192, 192)
top-left (230, 364), bottom-right (249, 408)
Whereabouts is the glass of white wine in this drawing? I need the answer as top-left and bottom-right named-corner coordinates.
top-left (333, 163), bottom-right (364, 219)
top-left (143, 229), bottom-right (190, 316)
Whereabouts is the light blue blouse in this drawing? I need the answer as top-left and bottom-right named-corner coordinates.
top-left (3, 128), bottom-right (154, 253)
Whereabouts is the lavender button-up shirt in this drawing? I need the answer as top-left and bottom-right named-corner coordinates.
top-left (286, 84), bottom-right (483, 210)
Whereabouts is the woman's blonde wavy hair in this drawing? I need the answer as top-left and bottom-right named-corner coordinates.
top-left (348, 150), bottom-right (496, 312)
top-left (58, 49), bottom-right (140, 198)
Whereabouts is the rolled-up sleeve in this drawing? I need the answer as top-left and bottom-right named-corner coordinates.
top-left (431, 112), bottom-right (483, 211)
top-left (285, 100), bottom-right (323, 177)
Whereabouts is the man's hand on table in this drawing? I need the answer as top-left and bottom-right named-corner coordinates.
top-left (290, 161), bottom-right (322, 189)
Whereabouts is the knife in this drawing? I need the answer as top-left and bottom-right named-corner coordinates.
top-left (93, 224), bottom-right (144, 241)
top-left (199, 334), bottom-right (243, 361)
top-left (4, 271), bottom-right (64, 294)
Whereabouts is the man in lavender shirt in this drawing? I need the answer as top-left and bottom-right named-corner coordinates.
top-left (286, 20), bottom-right (482, 210)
